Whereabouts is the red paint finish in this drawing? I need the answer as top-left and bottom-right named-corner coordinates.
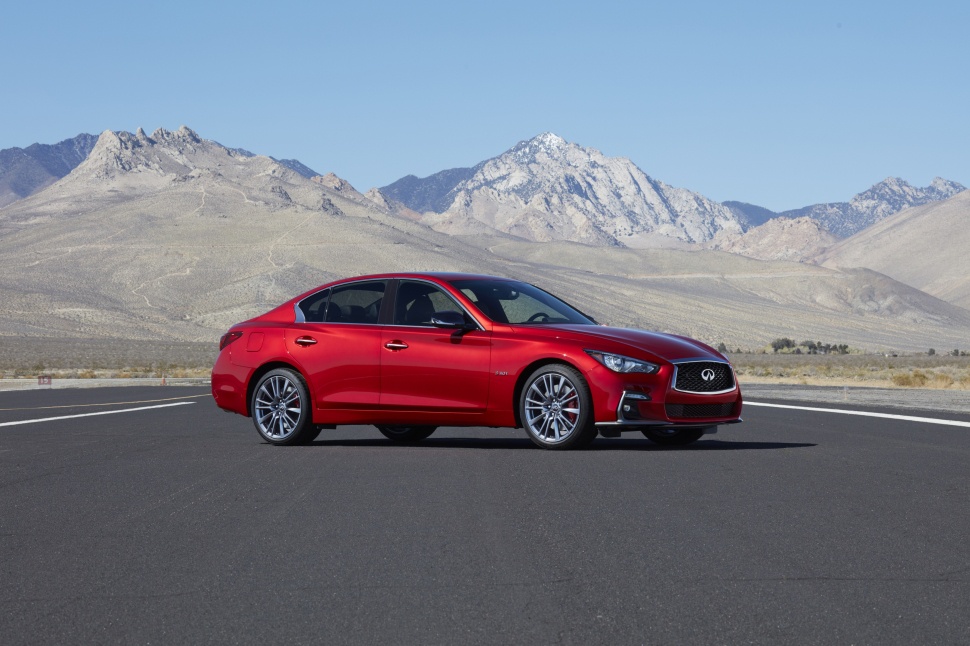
top-left (380, 326), bottom-right (491, 412)
top-left (211, 272), bottom-right (743, 435)
top-left (284, 324), bottom-right (381, 411)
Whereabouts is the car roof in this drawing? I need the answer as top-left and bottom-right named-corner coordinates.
top-left (331, 272), bottom-right (515, 284)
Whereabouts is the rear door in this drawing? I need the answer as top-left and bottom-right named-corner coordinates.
top-left (285, 281), bottom-right (385, 410)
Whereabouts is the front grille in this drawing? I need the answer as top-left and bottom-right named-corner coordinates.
top-left (666, 403), bottom-right (736, 419)
top-left (674, 361), bottom-right (734, 393)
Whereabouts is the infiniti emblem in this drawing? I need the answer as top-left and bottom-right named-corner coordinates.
top-left (701, 368), bottom-right (716, 382)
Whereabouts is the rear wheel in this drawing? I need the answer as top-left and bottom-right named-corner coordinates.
top-left (376, 425), bottom-right (437, 443)
top-left (642, 428), bottom-right (705, 446)
top-left (251, 368), bottom-right (316, 445)
top-left (519, 364), bottom-right (597, 450)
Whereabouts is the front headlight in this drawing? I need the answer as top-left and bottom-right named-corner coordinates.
top-left (585, 350), bottom-right (659, 374)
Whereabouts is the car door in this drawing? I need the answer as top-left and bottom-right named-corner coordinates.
top-left (285, 281), bottom-right (385, 411)
top-left (380, 280), bottom-right (491, 412)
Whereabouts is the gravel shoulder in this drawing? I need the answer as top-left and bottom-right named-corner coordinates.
top-left (742, 382), bottom-right (970, 415)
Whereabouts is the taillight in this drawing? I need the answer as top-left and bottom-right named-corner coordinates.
top-left (219, 331), bottom-right (243, 350)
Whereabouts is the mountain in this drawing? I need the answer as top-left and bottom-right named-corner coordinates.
top-left (781, 177), bottom-right (965, 238)
top-left (273, 158), bottom-right (319, 178)
top-left (1, 125), bottom-right (968, 353)
top-left (381, 166), bottom-right (481, 214)
top-left (708, 216), bottom-right (838, 262)
top-left (380, 133), bottom-right (747, 246)
top-left (220, 146), bottom-right (319, 178)
top-left (0, 133), bottom-right (98, 207)
top-left (817, 190), bottom-right (970, 309)
top-left (722, 201), bottom-right (779, 228)
top-left (0, 133), bottom-right (321, 208)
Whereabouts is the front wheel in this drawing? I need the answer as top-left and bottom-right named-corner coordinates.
top-left (376, 425), bottom-right (437, 443)
top-left (251, 368), bottom-right (316, 445)
top-left (641, 428), bottom-right (705, 446)
top-left (519, 364), bottom-right (597, 450)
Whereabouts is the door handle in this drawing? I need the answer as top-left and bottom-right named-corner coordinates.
top-left (294, 336), bottom-right (317, 347)
top-left (384, 341), bottom-right (409, 351)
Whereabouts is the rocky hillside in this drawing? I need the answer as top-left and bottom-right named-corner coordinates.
top-left (0, 133), bottom-right (98, 207)
top-left (381, 133), bottom-right (746, 246)
top-left (782, 177), bottom-right (965, 238)
top-left (708, 217), bottom-right (839, 262)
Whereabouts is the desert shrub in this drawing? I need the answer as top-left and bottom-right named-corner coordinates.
top-left (771, 338), bottom-right (795, 352)
top-left (892, 370), bottom-right (928, 387)
top-left (931, 373), bottom-right (954, 388)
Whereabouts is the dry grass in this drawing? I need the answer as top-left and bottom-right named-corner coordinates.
top-left (1, 337), bottom-right (968, 390)
top-left (0, 337), bottom-right (215, 379)
top-left (731, 353), bottom-right (970, 389)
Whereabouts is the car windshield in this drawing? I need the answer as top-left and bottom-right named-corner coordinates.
top-left (450, 278), bottom-right (596, 325)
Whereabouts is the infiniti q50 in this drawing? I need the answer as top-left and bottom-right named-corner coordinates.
top-left (211, 273), bottom-right (742, 449)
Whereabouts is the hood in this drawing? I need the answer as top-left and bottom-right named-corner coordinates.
top-left (522, 324), bottom-right (724, 363)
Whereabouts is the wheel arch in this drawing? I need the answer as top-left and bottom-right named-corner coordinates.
top-left (511, 357), bottom-right (587, 428)
top-left (245, 360), bottom-right (309, 417)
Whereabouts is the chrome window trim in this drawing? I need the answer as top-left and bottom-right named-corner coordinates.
top-left (671, 359), bottom-right (737, 395)
top-left (389, 278), bottom-right (485, 332)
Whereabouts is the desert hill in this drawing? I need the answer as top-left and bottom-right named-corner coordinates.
top-left (818, 190), bottom-right (970, 309)
top-left (1, 126), bottom-right (968, 353)
top-left (707, 216), bottom-right (839, 262)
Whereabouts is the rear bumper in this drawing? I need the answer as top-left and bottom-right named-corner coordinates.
top-left (211, 349), bottom-right (252, 416)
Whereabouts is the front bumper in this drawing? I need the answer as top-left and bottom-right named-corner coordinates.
top-left (596, 389), bottom-right (743, 431)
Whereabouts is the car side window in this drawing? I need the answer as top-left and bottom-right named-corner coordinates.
top-left (297, 288), bottom-right (330, 323)
top-left (393, 281), bottom-right (467, 326)
top-left (327, 281), bottom-right (385, 324)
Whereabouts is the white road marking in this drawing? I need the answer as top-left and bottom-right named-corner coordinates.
top-left (0, 394), bottom-right (210, 412)
top-left (745, 401), bottom-right (970, 428)
top-left (0, 402), bottom-right (195, 428)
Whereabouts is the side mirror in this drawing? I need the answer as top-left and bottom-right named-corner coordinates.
top-left (431, 310), bottom-right (476, 331)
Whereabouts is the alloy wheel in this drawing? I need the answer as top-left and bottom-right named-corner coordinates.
top-left (524, 372), bottom-right (582, 444)
top-left (254, 374), bottom-right (303, 440)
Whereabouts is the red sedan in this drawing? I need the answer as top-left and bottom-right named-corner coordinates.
top-left (211, 273), bottom-right (742, 449)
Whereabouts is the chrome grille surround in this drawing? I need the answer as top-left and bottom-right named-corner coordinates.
top-left (672, 360), bottom-right (736, 394)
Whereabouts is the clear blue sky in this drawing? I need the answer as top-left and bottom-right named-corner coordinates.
top-left (2, 0), bottom-right (967, 211)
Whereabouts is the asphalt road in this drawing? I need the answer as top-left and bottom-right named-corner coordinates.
top-left (1, 387), bottom-right (968, 644)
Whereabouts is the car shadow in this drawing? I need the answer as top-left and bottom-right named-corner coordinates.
top-left (301, 437), bottom-right (816, 451)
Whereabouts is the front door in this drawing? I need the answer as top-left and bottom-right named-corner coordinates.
top-left (380, 280), bottom-right (491, 412)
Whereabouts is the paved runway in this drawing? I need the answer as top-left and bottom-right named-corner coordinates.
top-left (1, 386), bottom-right (968, 644)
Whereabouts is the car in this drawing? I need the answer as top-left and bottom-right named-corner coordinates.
top-left (211, 273), bottom-right (742, 449)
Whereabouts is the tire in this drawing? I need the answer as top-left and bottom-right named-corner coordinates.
top-left (376, 425), bottom-right (437, 443)
top-left (250, 368), bottom-right (316, 445)
top-left (519, 364), bottom-right (597, 450)
top-left (641, 428), bottom-right (705, 446)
